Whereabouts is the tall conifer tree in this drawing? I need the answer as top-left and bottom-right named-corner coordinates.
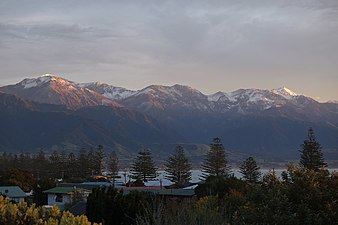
top-left (201, 137), bottom-right (230, 179)
top-left (108, 151), bottom-right (119, 186)
top-left (165, 145), bottom-right (192, 185)
top-left (299, 127), bottom-right (327, 171)
top-left (239, 157), bottom-right (261, 183)
top-left (131, 149), bottom-right (157, 182)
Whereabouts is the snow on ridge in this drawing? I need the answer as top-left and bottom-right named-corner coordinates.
top-left (272, 86), bottom-right (298, 99)
top-left (136, 85), bottom-right (178, 97)
top-left (20, 74), bottom-right (78, 89)
top-left (79, 82), bottom-right (137, 100)
top-left (78, 82), bottom-right (92, 88)
top-left (78, 82), bottom-right (103, 88)
top-left (103, 89), bottom-right (136, 100)
top-left (41, 74), bottom-right (53, 77)
top-left (278, 86), bottom-right (298, 96)
top-left (207, 92), bottom-right (225, 102)
top-left (21, 75), bottom-right (52, 89)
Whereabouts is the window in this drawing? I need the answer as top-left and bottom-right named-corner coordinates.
top-left (55, 194), bottom-right (63, 202)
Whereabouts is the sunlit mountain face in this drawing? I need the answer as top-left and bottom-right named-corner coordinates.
top-left (0, 74), bottom-right (120, 110)
top-left (1, 74), bottom-right (338, 162)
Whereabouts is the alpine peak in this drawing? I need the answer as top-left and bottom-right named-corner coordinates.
top-left (272, 86), bottom-right (298, 99)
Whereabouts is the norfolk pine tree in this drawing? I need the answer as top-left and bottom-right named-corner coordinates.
top-left (165, 145), bottom-right (192, 186)
top-left (108, 151), bottom-right (119, 186)
top-left (94, 144), bottom-right (105, 175)
top-left (201, 137), bottom-right (231, 179)
top-left (299, 127), bottom-right (327, 171)
top-left (239, 156), bottom-right (261, 183)
top-left (131, 149), bottom-right (157, 182)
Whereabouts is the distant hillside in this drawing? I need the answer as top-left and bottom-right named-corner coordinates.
top-left (1, 74), bottom-right (338, 162)
top-left (0, 92), bottom-right (183, 159)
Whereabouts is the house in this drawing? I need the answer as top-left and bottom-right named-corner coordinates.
top-left (122, 188), bottom-right (196, 204)
top-left (58, 181), bottom-right (113, 190)
top-left (43, 187), bottom-right (91, 209)
top-left (0, 186), bottom-right (27, 203)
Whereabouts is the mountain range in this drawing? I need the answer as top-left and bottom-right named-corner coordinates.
top-left (1, 74), bottom-right (338, 164)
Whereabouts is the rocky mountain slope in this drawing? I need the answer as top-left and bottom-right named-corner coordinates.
top-left (0, 75), bottom-right (120, 110)
top-left (0, 91), bottom-right (182, 158)
top-left (1, 74), bottom-right (338, 161)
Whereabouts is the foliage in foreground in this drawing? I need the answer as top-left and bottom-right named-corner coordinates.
top-left (0, 196), bottom-right (99, 225)
top-left (137, 165), bottom-right (337, 225)
top-left (87, 187), bottom-right (153, 225)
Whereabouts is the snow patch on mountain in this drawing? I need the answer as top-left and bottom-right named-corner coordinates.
top-left (135, 84), bottom-right (201, 99)
top-left (207, 92), bottom-right (225, 102)
top-left (79, 82), bottom-right (136, 100)
top-left (272, 86), bottom-right (298, 99)
top-left (20, 74), bottom-right (76, 89)
top-left (21, 75), bottom-right (52, 89)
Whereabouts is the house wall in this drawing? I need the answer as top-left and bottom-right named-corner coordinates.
top-left (9, 197), bottom-right (25, 203)
top-left (47, 194), bottom-right (72, 206)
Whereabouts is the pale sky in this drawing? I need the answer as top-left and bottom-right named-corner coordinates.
top-left (0, 0), bottom-right (337, 101)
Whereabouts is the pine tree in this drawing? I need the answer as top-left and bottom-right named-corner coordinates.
top-left (93, 145), bottom-right (105, 176)
top-left (131, 149), bottom-right (157, 182)
top-left (67, 152), bottom-right (76, 178)
top-left (108, 151), bottom-right (119, 185)
top-left (201, 137), bottom-right (230, 179)
top-left (239, 157), bottom-right (261, 183)
top-left (165, 145), bottom-right (192, 185)
top-left (299, 127), bottom-right (327, 171)
top-left (34, 148), bottom-right (49, 179)
top-left (49, 150), bottom-right (60, 178)
top-left (77, 148), bottom-right (89, 178)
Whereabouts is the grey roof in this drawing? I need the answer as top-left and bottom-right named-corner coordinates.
top-left (0, 186), bottom-right (27, 198)
top-left (123, 188), bottom-right (195, 197)
top-left (68, 201), bottom-right (87, 216)
top-left (43, 187), bottom-right (91, 194)
top-left (58, 182), bottom-right (112, 191)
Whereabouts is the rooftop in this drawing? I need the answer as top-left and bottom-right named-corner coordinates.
top-left (43, 187), bottom-right (91, 194)
top-left (0, 186), bottom-right (27, 198)
top-left (123, 188), bottom-right (195, 197)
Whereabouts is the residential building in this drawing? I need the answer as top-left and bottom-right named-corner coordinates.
top-left (0, 186), bottom-right (27, 203)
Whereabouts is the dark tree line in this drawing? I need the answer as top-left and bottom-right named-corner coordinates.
top-left (1, 127), bottom-right (336, 225)
top-left (0, 145), bottom-right (112, 180)
top-left (85, 127), bottom-right (335, 225)
top-left (86, 187), bottom-right (153, 225)
top-left (193, 165), bottom-right (337, 225)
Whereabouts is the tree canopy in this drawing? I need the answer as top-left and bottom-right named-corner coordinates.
top-left (201, 137), bottom-right (230, 179)
top-left (165, 145), bottom-right (192, 186)
top-left (131, 149), bottom-right (157, 182)
top-left (239, 157), bottom-right (261, 183)
top-left (299, 127), bottom-right (327, 171)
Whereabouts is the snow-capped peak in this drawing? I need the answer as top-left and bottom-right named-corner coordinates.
top-left (78, 82), bottom-right (136, 100)
top-left (78, 81), bottom-right (102, 88)
top-left (20, 75), bottom-right (52, 89)
top-left (277, 86), bottom-right (298, 96)
top-left (19, 74), bottom-right (76, 89)
top-left (41, 73), bottom-right (53, 77)
top-left (272, 86), bottom-right (298, 99)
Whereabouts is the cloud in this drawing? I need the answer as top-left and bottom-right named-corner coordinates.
top-left (0, 0), bottom-right (337, 100)
top-left (0, 23), bottom-right (121, 42)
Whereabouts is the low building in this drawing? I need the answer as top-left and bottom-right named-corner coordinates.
top-left (0, 186), bottom-right (27, 203)
top-left (122, 188), bottom-right (196, 204)
top-left (43, 187), bottom-right (91, 209)
top-left (58, 181), bottom-right (113, 190)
